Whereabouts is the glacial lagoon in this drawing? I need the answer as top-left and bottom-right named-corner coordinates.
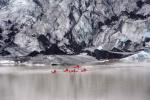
top-left (0, 62), bottom-right (150, 100)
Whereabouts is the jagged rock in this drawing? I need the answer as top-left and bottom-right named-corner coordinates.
top-left (93, 49), bottom-right (133, 60)
top-left (89, 36), bottom-right (143, 59)
top-left (143, 32), bottom-right (150, 47)
top-left (0, 0), bottom-right (149, 58)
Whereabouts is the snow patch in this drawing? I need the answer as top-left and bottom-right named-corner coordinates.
top-left (97, 46), bottom-right (103, 50)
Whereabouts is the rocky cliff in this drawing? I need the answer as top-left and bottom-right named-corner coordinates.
top-left (0, 0), bottom-right (150, 57)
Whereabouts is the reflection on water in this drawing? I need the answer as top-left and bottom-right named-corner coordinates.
top-left (0, 65), bottom-right (150, 100)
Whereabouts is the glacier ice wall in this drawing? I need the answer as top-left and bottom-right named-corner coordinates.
top-left (0, 0), bottom-right (150, 56)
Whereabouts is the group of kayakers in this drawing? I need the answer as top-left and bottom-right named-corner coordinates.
top-left (51, 65), bottom-right (87, 74)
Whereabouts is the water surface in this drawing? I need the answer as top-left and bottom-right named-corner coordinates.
top-left (0, 64), bottom-right (150, 100)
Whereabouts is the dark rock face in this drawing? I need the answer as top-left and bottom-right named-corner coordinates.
top-left (0, 0), bottom-right (150, 57)
top-left (88, 37), bottom-right (139, 59)
top-left (93, 49), bottom-right (131, 60)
